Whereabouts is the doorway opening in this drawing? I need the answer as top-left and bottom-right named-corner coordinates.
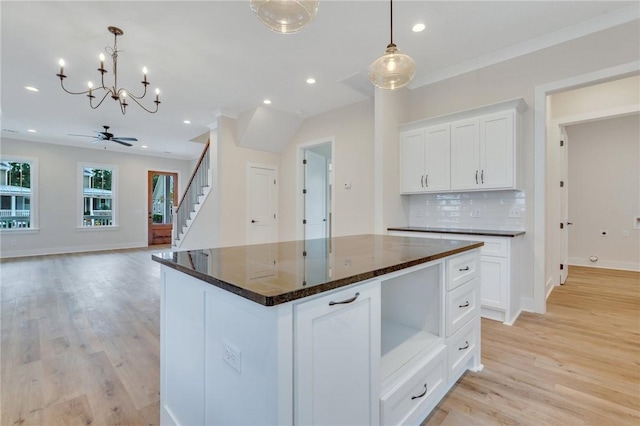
top-left (301, 141), bottom-right (333, 242)
top-left (536, 64), bottom-right (639, 313)
top-left (148, 171), bottom-right (178, 246)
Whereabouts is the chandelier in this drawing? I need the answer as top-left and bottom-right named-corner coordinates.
top-left (369, 0), bottom-right (416, 90)
top-left (56, 26), bottom-right (161, 115)
top-left (250, 0), bottom-right (319, 34)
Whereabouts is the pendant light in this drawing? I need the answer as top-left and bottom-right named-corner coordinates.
top-left (250, 0), bottom-right (319, 34)
top-left (369, 0), bottom-right (416, 90)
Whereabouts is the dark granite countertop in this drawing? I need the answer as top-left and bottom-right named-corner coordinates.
top-left (387, 227), bottom-right (525, 238)
top-left (152, 234), bottom-right (482, 306)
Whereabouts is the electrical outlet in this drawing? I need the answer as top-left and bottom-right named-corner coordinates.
top-left (508, 209), bottom-right (521, 218)
top-left (599, 230), bottom-right (608, 237)
top-left (223, 342), bottom-right (241, 374)
top-left (471, 209), bottom-right (481, 218)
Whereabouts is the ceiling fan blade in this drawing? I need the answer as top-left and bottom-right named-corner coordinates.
top-left (90, 139), bottom-right (102, 144)
top-left (112, 139), bottom-right (133, 147)
top-left (68, 133), bottom-right (96, 138)
top-left (113, 137), bottom-right (138, 141)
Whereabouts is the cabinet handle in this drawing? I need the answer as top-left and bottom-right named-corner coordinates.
top-left (329, 292), bottom-right (360, 306)
top-left (458, 341), bottom-right (470, 351)
top-left (459, 301), bottom-right (470, 308)
top-left (459, 266), bottom-right (470, 271)
top-left (425, 174), bottom-right (428, 187)
top-left (475, 170), bottom-right (478, 184)
top-left (421, 175), bottom-right (424, 188)
top-left (411, 383), bottom-right (427, 400)
top-left (481, 169), bottom-right (484, 184)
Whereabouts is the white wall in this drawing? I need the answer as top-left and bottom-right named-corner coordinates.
top-left (279, 99), bottom-right (375, 242)
top-left (405, 19), bottom-right (639, 308)
top-left (550, 75), bottom-right (640, 119)
top-left (566, 114), bottom-right (640, 270)
top-left (0, 137), bottom-right (193, 258)
top-left (218, 116), bottom-right (280, 247)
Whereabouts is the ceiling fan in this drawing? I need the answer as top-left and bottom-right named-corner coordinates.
top-left (69, 125), bottom-right (138, 147)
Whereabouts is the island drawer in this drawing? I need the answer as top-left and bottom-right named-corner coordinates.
top-left (380, 347), bottom-right (446, 426)
top-left (445, 278), bottom-right (479, 337)
top-left (447, 251), bottom-right (479, 290)
top-left (446, 319), bottom-right (479, 383)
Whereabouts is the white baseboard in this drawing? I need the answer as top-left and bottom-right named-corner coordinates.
top-left (568, 257), bottom-right (640, 272)
top-left (0, 241), bottom-right (148, 259)
top-left (520, 296), bottom-right (537, 313)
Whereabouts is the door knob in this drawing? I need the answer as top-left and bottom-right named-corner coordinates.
top-left (251, 220), bottom-right (258, 223)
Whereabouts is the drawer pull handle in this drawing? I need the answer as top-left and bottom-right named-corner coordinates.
top-left (458, 341), bottom-right (470, 351)
top-left (411, 383), bottom-right (427, 400)
top-left (459, 301), bottom-right (470, 308)
top-left (329, 292), bottom-right (360, 306)
top-left (459, 266), bottom-right (470, 271)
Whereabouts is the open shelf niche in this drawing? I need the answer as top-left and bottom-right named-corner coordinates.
top-left (380, 262), bottom-right (443, 381)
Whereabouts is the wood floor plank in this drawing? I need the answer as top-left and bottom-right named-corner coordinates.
top-left (2, 250), bottom-right (638, 425)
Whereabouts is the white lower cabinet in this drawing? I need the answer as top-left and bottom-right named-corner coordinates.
top-left (294, 281), bottom-right (381, 426)
top-left (380, 346), bottom-right (446, 426)
top-left (160, 248), bottom-right (482, 426)
top-left (389, 231), bottom-right (523, 325)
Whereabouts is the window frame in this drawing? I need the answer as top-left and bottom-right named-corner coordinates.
top-left (78, 162), bottom-right (119, 230)
top-left (0, 155), bottom-right (39, 232)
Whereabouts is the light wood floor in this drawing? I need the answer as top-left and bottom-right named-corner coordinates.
top-left (1, 251), bottom-right (638, 425)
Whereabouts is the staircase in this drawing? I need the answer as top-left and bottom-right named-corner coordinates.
top-left (173, 141), bottom-right (211, 247)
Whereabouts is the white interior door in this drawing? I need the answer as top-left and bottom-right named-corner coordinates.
top-left (560, 127), bottom-right (569, 284)
top-left (248, 165), bottom-right (277, 244)
top-left (304, 150), bottom-right (328, 240)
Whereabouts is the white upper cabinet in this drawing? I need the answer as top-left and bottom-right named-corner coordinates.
top-left (450, 119), bottom-right (480, 190)
top-left (424, 124), bottom-right (451, 191)
top-left (479, 110), bottom-right (515, 189)
top-left (400, 98), bottom-right (526, 194)
top-left (400, 124), bottom-right (451, 194)
top-left (400, 129), bottom-right (427, 193)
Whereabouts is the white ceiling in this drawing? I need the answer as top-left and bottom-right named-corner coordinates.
top-left (1, 1), bottom-right (637, 159)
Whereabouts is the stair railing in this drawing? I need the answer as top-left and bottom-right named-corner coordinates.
top-left (174, 140), bottom-right (211, 244)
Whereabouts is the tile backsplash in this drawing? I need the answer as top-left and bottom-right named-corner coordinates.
top-left (408, 190), bottom-right (526, 230)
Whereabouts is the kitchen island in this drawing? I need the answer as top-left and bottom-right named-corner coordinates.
top-left (153, 234), bottom-right (483, 426)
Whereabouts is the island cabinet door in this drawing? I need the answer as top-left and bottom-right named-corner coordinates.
top-left (294, 280), bottom-right (381, 426)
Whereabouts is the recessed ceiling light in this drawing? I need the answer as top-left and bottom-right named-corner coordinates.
top-left (412, 23), bottom-right (426, 33)
top-left (183, 120), bottom-right (191, 124)
top-left (306, 77), bottom-right (316, 85)
top-left (27, 129), bottom-right (37, 133)
top-left (141, 145), bottom-right (148, 149)
top-left (25, 86), bottom-right (39, 92)
top-left (263, 99), bottom-right (272, 105)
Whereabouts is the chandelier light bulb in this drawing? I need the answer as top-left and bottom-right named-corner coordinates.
top-left (155, 88), bottom-right (160, 95)
top-left (99, 53), bottom-right (105, 62)
top-left (59, 59), bottom-right (65, 67)
top-left (143, 66), bottom-right (148, 75)
top-left (87, 81), bottom-right (93, 89)
top-left (121, 90), bottom-right (127, 98)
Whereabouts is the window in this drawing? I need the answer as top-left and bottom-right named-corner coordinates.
top-left (0, 158), bottom-right (37, 230)
top-left (79, 163), bottom-right (118, 228)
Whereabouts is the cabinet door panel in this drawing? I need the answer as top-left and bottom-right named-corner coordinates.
top-left (401, 130), bottom-right (426, 193)
top-left (295, 282), bottom-right (380, 426)
top-left (424, 125), bottom-right (451, 192)
top-left (480, 111), bottom-right (514, 189)
top-left (450, 119), bottom-right (480, 190)
top-left (480, 256), bottom-right (507, 309)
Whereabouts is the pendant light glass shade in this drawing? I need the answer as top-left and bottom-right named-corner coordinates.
top-left (251, 0), bottom-right (319, 34)
top-left (369, 0), bottom-right (416, 90)
top-left (369, 43), bottom-right (416, 89)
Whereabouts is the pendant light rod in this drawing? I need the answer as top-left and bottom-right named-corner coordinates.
top-left (389, 0), bottom-right (393, 46)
